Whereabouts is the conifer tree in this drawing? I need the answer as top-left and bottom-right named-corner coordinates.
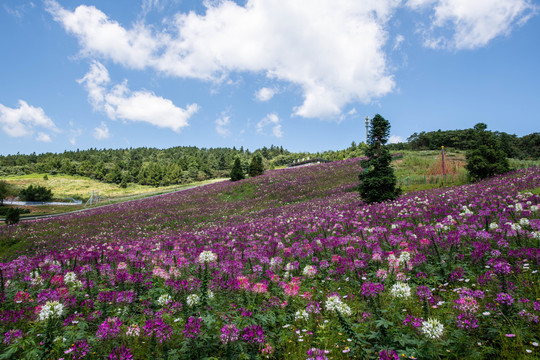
top-left (230, 157), bottom-right (245, 181)
top-left (359, 114), bottom-right (401, 203)
top-left (248, 155), bottom-right (265, 177)
top-left (466, 123), bottom-right (509, 181)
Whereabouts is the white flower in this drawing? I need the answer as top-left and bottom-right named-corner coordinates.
top-left (157, 294), bottom-right (172, 306)
top-left (398, 251), bottom-right (411, 263)
top-left (325, 295), bottom-right (351, 316)
top-left (294, 310), bottom-right (309, 321)
top-left (186, 294), bottom-right (200, 307)
top-left (302, 265), bottom-right (317, 278)
top-left (519, 218), bottom-right (530, 227)
top-left (489, 222), bottom-right (499, 230)
top-left (421, 318), bottom-right (444, 339)
top-left (390, 282), bottom-right (411, 299)
top-left (38, 301), bottom-right (64, 321)
top-left (511, 223), bottom-right (522, 232)
top-left (515, 203), bottom-right (524, 211)
top-left (530, 205), bottom-right (538, 212)
top-left (64, 272), bottom-right (77, 284)
top-left (198, 251), bottom-right (217, 264)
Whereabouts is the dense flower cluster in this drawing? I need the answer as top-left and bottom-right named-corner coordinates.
top-left (0, 160), bottom-right (539, 359)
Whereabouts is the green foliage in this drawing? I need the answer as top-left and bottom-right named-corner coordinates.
top-left (4, 208), bottom-right (21, 225)
top-left (359, 114), bottom-right (401, 203)
top-left (19, 185), bottom-right (53, 202)
top-left (0, 181), bottom-right (7, 206)
top-left (466, 123), bottom-right (510, 181)
top-left (230, 158), bottom-right (245, 182)
top-left (248, 155), bottom-right (265, 177)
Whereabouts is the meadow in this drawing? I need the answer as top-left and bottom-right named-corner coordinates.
top-left (0, 158), bottom-right (539, 359)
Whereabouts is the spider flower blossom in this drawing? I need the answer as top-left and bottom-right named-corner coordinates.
top-left (198, 250), bottom-right (217, 263)
top-left (390, 282), bottom-right (411, 299)
top-left (325, 295), bottom-right (352, 316)
top-left (38, 301), bottom-right (64, 321)
top-left (302, 265), bottom-right (317, 278)
top-left (421, 318), bottom-right (444, 339)
top-left (220, 324), bottom-right (240, 344)
top-left (186, 294), bottom-right (200, 307)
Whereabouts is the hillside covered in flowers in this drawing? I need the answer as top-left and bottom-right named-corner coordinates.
top-left (0, 159), bottom-right (539, 359)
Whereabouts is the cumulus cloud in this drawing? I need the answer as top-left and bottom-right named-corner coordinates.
top-left (93, 121), bottom-right (110, 140)
top-left (215, 114), bottom-right (231, 137)
top-left (0, 100), bottom-right (59, 140)
top-left (78, 61), bottom-right (198, 132)
top-left (388, 135), bottom-right (403, 144)
top-left (257, 113), bottom-right (283, 138)
top-left (255, 87), bottom-right (277, 102)
top-left (408, 0), bottom-right (537, 49)
top-left (48, 0), bottom-right (398, 119)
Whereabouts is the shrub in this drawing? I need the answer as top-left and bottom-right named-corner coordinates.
top-left (19, 185), bottom-right (53, 202)
top-left (4, 207), bottom-right (21, 225)
top-left (230, 157), bottom-right (245, 182)
top-left (466, 123), bottom-right (509, 181)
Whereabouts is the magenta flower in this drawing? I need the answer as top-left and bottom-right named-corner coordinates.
top-left (183, 317), bottom-right (202, 339)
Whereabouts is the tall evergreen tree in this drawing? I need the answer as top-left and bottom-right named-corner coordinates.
top-left (248, 155), bottom-right (264, 177)
top-left (230, 157), bottom-right (245, 182)
top-left (466, 123), bottom-right (509, 181)
top-left (358, 114), bottom-right (401, 203)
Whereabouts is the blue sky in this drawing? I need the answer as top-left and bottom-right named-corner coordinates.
top-left (1, 0), bottom-right (539, 155)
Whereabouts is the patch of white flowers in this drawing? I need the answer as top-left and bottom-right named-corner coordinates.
top-left (38, 301), bottom-right (64, 321)
top-left (519, 218), bottom-right (530, 227)
top-left (64, 272), bottom-right (83, 288)
top-left (489, 222), bottom-right (499, 230)
top-left (186, 294), bottom-right (200, 307)
top-left (294, 310), bottom-right (309, 321)
top-left (390, 282), bottom-right (411, 299)
top-left (398, 251), bottom-right (411, 264)
top-left (421, 318), bottom-right (444, 339)
top-left (325, 295), bottom-right (351, 316)
top-left (302, 265), bottom-right (317, 278)
top-left (157, 294), bottom-right (172, 306)
top-left (198, 251), bottom-right (217, 264)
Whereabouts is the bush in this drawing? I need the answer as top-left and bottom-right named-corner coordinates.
top-left (19, 185), bottom-right (53, 202)
top-left (466, 123), bottom-right (509, 181)
top-left (230, 158), bottom-right (245, 182)
top-left (4, 207), bottom-right (21, 225)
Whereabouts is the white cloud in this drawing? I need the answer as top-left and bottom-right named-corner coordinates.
top-left (389, 135), bottom-right (403, 144)
top-left (68, 121), bottom-right (83, 145)
top-left (48, 0), bottom-right (399, 119)
top-left (36, 132), bottom-right (52, 142)
top-left (255, 87), bottom-right (276, 102)
top-left (78, 61), bottom-right (199, 132)
top-left (215, 114), bottom-right (231, 137)
top-left (393, 34), bottom-right (405, 50)
top-left (257, 113), bottom-right (283, 138)
top-left (93, 121), bottom-right (110, 140)
top-left (409, 0), bottom-right (537, 49)
top-left (0, 100), bottom-right (59, 139)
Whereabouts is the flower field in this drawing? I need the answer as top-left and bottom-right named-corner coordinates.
top-left (0, 159), bottom-right (539, 359)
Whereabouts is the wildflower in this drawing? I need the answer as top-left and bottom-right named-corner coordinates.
top-left (183, 317), bottom-right (202, 339)
top-left (261, 343), bottom-right (274, 356)
top-left (519, 218), bottom-right (530, 226)
top-left (379, 349), bottom-right (399, 360)
top-left (325, 295), bottom-right (352, 316)
top-left (294, 310), bottom-right (309, 321)
top-left (496, 293), bottom-right (514, 306)
top-left (157, 294), bottom-right (172, 306)
top-left (96, 317), bottom-right (122, 340)
top-left (3, 329), bottom-right (23, 345)
top-left (306, 348), bottom-right (330, 360)
top-left (242, 324), bottom-right (265, 344)
top-left (454, 296), bottom-right (479, 313)
top-left (186, 294), bottom-right (200, 307)
top-left (237, 276), bottom-right (250, 289)
top-left (361, 281), bottom-right (384, 297)
top-left (64, 339), bottom-right (90, 359)
top-left (252, 282), bottom-right (268, 293)
top-left (376, 269), bottom-right (388, 281)
top-left (399, 251), bottom-right (411, 264)
top-left (198, 250), bottom-right (218, 263)
top-left (416, 285), bottom-right (432, 300)
top-left (221, 324), bottom-right (240, 344)
top-left (390, 282), bottom-right (411, 299)
top-left (126, 324), bottom-right (140, 337)
top-left (489, 222), bottom-right (499, 230)
top-left (38, 301), bottom-right (64, 321)
top-left (64, 272), bottom-right (77, 284)
top-left (143, 317), bottom-right (172, 343)
top-left (505, 334), bottom-right (515, 338)
top-left (421, 318), bottom-right (444, 339)
top-left (283, 280), bottom-right (300, 296)
top-left (302, 265), bottom-right (317, 278)
top-left (108, 346), bottom-right (134, 360)
top-left (456, 313), bottom-right (479, 329)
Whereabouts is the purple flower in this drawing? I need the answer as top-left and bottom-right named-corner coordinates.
top-left (144, 317), bottom-right (172, 343)
top-left (242, 324), bottom-right (265, 344)
top-left (416, 285), bottom-right (432, 300)
top-left (183, 317), bottom-right (202, 339)
top-left (64, 339), bottom-right (90, 360)
top-left (306, 347), bottom-right (330, 360)
top-left (361, 281), bottom-right (384, 298)
top-left (220, 324), bottom-right (239, 344)
top-left (379, 349), bottom-right (399, 360)
top-left (96, 317), bottom-right (122, 340)
top-left (496, 293), bottom-right (514, 306)
top-left (456, 313), bottom-right (479, 329)
top-left (403, 314), bottom-right (423, 329)
top-left (3, 329), bottom-right (23, 345)
top-left (108, 346), bottom-right (134, 360)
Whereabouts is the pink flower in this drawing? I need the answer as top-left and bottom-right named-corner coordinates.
top-left (284, 281), bottom-right (300, 296)
top-left (252, 283), bottom-right (268, 294)
top-left (237, 276), bottom-right (250, 290)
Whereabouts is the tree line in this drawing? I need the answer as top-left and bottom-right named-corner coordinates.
top-left (391, 129), bottom-right (540, 159)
